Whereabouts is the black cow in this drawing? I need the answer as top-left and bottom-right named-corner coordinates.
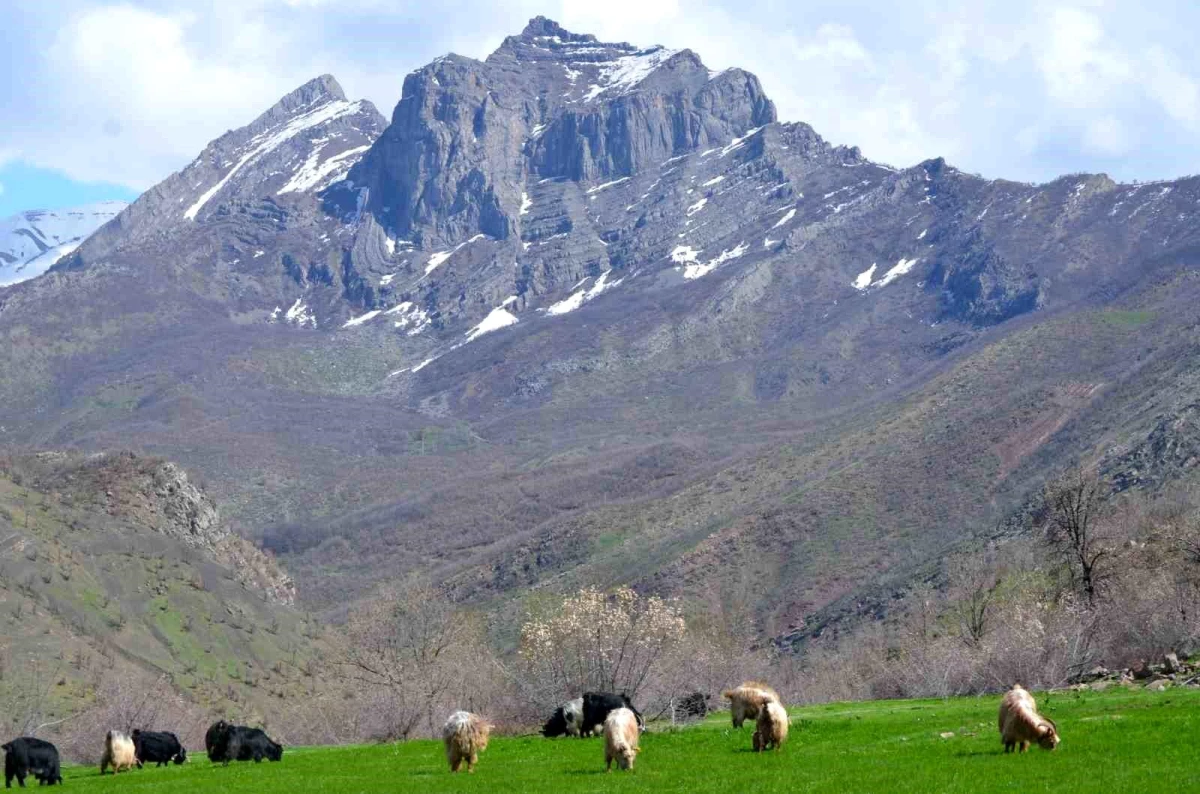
top-left (206, 722), bottom-right (282, 764)
top-left (3, 737), bottom-right (62, 788)
top-left (205, 720), bottom-right (230, 762)
top-left (132, 730), bottom-right (187, 767)
top-left (581, 692), bottom-right (645, 737)
top-left (676, 691), bottom-right (710, 720)
top-left (541, 697), bottom-right (583, 738)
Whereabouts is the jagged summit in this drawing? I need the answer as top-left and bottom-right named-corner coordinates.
top-left (61, 74), bottom-right (386, 266)
top-left (269, 73), bottom-right (348, 115)
top-left (355, 17), bottom-right (776, 254)
top-left (519, 15), bottom-right (590, 40)
top-left (492, 16), bottom-right (634, 63)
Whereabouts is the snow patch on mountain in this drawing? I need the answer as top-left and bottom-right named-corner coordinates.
top-left (853, 263), bottom-right (877, 290)
top-left (547, 269), bottom-right (624, 315)
top-left (342, 309), bottom-right (382, 328)
top-left (582, 46), bottom-right (680, 102)
top-left (184, 98), bottom-right (366, 221)
top-left (682, 242), bottom-right (748, 280)
top-left (875, 257), bottom-right (920, 287)
top-left (278, 144), bottom-right (371, 195)
top-left (269, 298), bottom-right (316, 328)
top-left (466, 306), bottom-right (519, 341)
top-left (424, 234), bottom-right (487, 275)
top-left (386, 301), bottom-right (431, 335)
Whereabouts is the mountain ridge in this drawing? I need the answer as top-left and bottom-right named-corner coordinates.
top-left (2, 16), bottom-right (1200, 651)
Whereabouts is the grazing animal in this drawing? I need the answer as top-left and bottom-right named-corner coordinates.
top-left (101, 731), bottom-right (138, 775)
top-left (582, 692), bottom-right (645, 737)
top-left (753, 700), bottom-right (789, 752)
top-left (541, 697), bottom-right (584, 738)
top-left (132, 730), bottom-right (187, 767)
top-left (677, 691), bottom-right (709, 720)
top-left (998, 685), bottom-right (1059, 753)
top-left (205, 722), bottom-right (282, 764)
top-left (442, 711), bottom-right (491, 773)
top-left (205, 720), bottom-right (230, 762)
top-left (721, 681), bottom-right (780, 728)
top-left (3, 737), bottom-right (62, 788)
top-left (603, 707), bottom-right (641, 772)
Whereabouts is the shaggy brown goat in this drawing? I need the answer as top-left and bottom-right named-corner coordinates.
top-left (603, 707), bottom-right (640, 772)
top-left (752, 700), bottom-right (789, 752)
top-left (998, 685), bottom-right (1059, 753)
top-left (443, 710), bottom-right (492, 773)
top-left (721, 681), bottom-right (780, 728)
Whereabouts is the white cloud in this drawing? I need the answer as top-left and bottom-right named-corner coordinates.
top-left (3, 0), bottom-right (1200, 195)
top-left (1036, 7), bottom-right (1131, 109)
top-left (1082, 115), bottom-right (1131, 156)
top-left (13, 3), bottom-right (299, 188)
top-left (1144, 47), bottom-right (1200, 128)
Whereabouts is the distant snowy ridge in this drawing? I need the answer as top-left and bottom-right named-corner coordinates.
top-left (0, 201), bottom-right (127, 286)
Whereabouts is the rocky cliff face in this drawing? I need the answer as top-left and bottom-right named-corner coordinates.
top-left (353, 16), bottom-right (775, 252)
top-left (15, 452), bottom-right (294, 605)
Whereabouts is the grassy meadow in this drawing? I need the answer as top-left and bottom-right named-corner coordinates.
top-left (48, 687), bottom-right (1199, 793)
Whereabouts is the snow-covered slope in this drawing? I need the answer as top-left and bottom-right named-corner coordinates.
top-left (0, 201), bottom-right (127, 286)
top-left (176, 75), bottom-right (384, 224)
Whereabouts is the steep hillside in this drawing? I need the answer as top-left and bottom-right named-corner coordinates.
top-left (2, 17), bottom-right (1200, 647)
top-left (0, 452), bottom-right (320, 731)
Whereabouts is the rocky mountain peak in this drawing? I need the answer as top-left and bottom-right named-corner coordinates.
top-left (254, 73), bottom-right (350, 126)
top-left (519, 15), bottom-right (591, 41)
top-left (357, 17), bottom-right (777, 256)
top-left (61, 74), bottom-right (385, 268)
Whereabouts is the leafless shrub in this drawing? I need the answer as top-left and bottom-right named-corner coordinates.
top-left (54, 672), bottom-right (207, 764)
top-left (335, 577), bottom-right (500, 740)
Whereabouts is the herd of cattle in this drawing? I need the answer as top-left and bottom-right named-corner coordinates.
top-left (1, 683), bottom-right (1059, 785)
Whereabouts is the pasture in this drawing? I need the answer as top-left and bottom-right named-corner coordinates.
top-left (50, 687), bottom-right (1199, 792)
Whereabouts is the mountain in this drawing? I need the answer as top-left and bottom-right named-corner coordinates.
top-left (0, 201), bottom-right (127, 286)
top-left (3, 17), bottom-right (1200, 648)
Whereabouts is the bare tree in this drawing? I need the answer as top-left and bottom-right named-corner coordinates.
top-left (338, 578), bottom-right (490, 740)
top-left (1, 656), bottom-right (67, 737)
top-left (1044, 469), bottom-right (1114, 606)
top-left (948, 547), bottom-right (1001, 647)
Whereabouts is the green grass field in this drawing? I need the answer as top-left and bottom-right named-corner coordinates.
top-left (49, 688), bottom-right (1199, 793)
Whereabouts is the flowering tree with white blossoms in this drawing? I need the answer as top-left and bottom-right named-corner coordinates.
top-left (519, 586), bottom-right (687, 706)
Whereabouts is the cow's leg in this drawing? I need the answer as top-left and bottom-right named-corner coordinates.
top-left (467, 752), bottom-right (477, 773)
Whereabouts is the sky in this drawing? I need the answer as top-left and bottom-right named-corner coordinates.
top-left (3, 0), bottom-right (1199, 216)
